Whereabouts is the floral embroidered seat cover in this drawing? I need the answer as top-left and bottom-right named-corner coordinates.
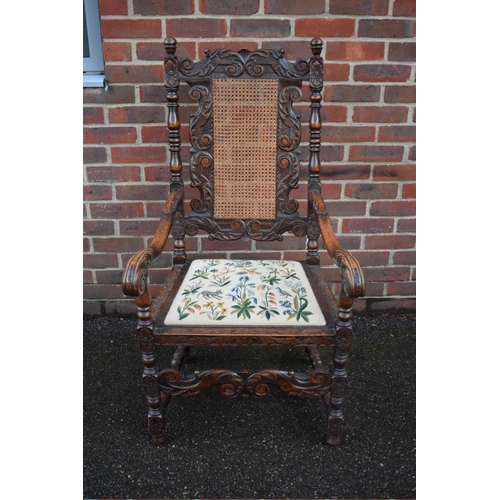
top-left (164, 259), bottom-right (326, 326)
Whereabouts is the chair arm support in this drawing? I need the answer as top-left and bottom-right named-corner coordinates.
top-left (122, 189), bottom-right (181, 297)
top-left (310, 191), bottom-right (366, 299)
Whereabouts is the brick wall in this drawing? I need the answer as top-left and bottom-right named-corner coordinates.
top-left (83, 0), bottom-right (416, 316)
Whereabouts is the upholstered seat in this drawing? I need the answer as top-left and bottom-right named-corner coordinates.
top-left (164, 260), bottom-right (326, 327)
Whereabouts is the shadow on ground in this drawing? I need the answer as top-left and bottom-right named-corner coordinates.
top-left (84, 312), bottom-right (416, 499)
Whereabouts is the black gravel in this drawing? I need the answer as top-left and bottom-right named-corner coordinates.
top-left (84, 312), bottom-right (416, 499)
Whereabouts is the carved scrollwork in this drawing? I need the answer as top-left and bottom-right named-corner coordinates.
top-left (189, 85), bottom-right (213, 151)
top-left (309, 58), bottom-right (323, 89)
top-left (179, 49), bottom-right (310, 79)
top-left (276, 153), bottom-right (300, 214)
top-left (158, 368), bottom-right (244, 398)
top-left (190, 151), bottom-right (214, 213)
top-left (277, 86), bottom-right (302, 152)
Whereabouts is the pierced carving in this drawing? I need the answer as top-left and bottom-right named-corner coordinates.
top-left (189, 86), bottom-right (213, 151)
top-left (179, 49), bottom-right (309, 79)
top-left (277, 86), bottom-right (302, 152)
top-left (277, 153), bottom-right (300, 215)
top-left (189, 151), bottom-right (214, 213)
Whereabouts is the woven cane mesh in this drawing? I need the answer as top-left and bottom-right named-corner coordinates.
top-left (212, 78), bottom-right (278, 220)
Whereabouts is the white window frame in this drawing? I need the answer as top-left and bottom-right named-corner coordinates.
top-left (83, 0), bottom-right (105, 87)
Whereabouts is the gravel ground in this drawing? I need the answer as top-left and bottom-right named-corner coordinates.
top-left (83, 312), bottom-right (416, 499)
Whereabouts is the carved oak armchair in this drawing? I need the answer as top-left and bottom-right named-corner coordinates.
top-left (122, 37), bottom-right (365, 446)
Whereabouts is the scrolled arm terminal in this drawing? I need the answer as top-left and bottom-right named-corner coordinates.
top-left (310, 191), bottom-right (366, 299)
top-left (122, 189), bottom-right (181, 297)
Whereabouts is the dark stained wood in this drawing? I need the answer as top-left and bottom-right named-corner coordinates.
top-left (121, 37), bottom-right (366, 447)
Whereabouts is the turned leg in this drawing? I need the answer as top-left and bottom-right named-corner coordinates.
top-left (325, 293), bottom-right (353, 446)
top-left (136, 288), bottom-right (166, 445)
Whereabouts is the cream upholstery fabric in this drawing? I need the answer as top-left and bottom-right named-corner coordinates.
top-left (164, 259), bottom-right (326, 326)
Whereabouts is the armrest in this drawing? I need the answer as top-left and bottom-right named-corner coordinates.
top-left (122, 189), bottom-right (181, 297)
top-left (310, 191), bottom-right (366, 299)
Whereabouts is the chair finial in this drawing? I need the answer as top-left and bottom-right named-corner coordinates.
top-left (164, 36), bottom-right (177, 55)
top-left (310, 37), bottom-right (323, 56)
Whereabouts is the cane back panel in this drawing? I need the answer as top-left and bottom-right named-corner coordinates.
top-left (170, 48), bottom-right (316, 241)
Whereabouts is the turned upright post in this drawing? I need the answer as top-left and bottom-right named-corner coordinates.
top-left (307, 37), bottom-right (324, 266)
top-left (164, 36), bottom-right (186, 264)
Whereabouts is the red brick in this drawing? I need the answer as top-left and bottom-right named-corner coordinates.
top-left (353, 106), bottom-right (408, 123)
top-left (200, 0), bottom-right (259, 14)
top-left (384, 85), bottom-right (416, 103)
top-left (93, 236), bottom-right (145, 253)
top-left (133, 0), bottom-right (194, 15)
top-left (365, 234), bottom-right (415, 250)
top-left (358, 19), bottom-right (416, 38)
top-left (83, 126), bottom-right (137, 144)
top-left (166, 18), bottom-right (227, 38)
top-left (320, 145), bottom-right (345, 161)
top-left (326, 41), bottom-right (385, 61)
top-left (321, 183), bottom-right (342, 199)
top-left (106, 65), bottom-right (163, 84)
top-left (265, 0), bottom-right (325, 14)
top-left (370, 201), bottom-right (416, 217)
top-left (323, 164), bottom-right (370, 180)
top-left (119, 220), bottom-right (161, 236)
top-left (116, 185), bottom-right (167, 201)
top-left (342, 217), bottom-right (394, 233)
top-left (402, 183), bottom-right (416, 198)
top-left (345, 183), bottom-right (398, 199)
top-left (393, 250), bottom-right (416, 265)
top-left (111, 146), bottom-right (166, 163)
top-left (87, 166), bottom-right (141, 182)
top-left (373, 164), bottom-right (416, 181)
top-left (352, 251), bottom-right (390, 266)
top-left (103, 42), bottom-right (132, 62)
top-left (83, 85), bottom-right (135, 104)
top-left (140, 85), bottom-right (167, 103)
top-left (387, 282), bottom-right (416, 296)
top-left (90, 202), bottom-right (145, 219)
top-left (350, 145), bottom-right (404, 162)
top-left (83, 107), bottom-right (104, 125)
top-left (83, 253), bottom-right (119, 269)
top-left (408, 145), bottom-right (416, 161)
top-left (262, 41), bottom-right (312, 61)
top-left (365, 266), bottom-right (411, 282)
top-left (397, 218), bottom-right (416, 232)
top-left (325, 84), bottom-right (380, 102)
top-left (329, 0), bottom-right (389, 15)
top-left (379, 125), bottom-right (416, 142)
top-left (322, 105), bottom-right (349, 123)
top-left (137, 41), bottom-right (196, 61)
top-left (141, 126), bottom-right (169, 143)
top-left (101, 19), bottom-right (162, 39)
top-left (83, 147), bottom-right (107, 163)
top-left (231, 18), bottom-right (290, 37)
top-left (323, 63), bottom-right (350, 81)
top-left (95, 270), bottom-right (124, 285)
top-left (108, 106), bottom-right (165, 124)
top-left (84, 185), bottom-right (112, 201)
top-left (98, 0), bottom-right (128, 15)
top-left (353, 64), bottom-right (412, 82)
top-left (393, 0), bottom-right (416, 16)
top-left (388, 43), bottom-right (416, 62)
top-left (324, 200), bottom-right (367, 216)
top-left (83, 220), bottom-right (115, 236)
top-left (144, 166), bottom-right (170, 182)
top-left (295, 18), bottom-right (355, 37)
top-left (322, 125), bottom-right (376, 143)
top-left (84, 284), bottom-right (126, 300)
top-left (203, 238), bottom-right (252, 251)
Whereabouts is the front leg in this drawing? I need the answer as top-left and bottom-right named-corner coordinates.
top-left (325, 297), bottom-right (353, 446)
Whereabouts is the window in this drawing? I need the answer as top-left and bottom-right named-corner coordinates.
top-left (83, 0), bottom-right (105, 87)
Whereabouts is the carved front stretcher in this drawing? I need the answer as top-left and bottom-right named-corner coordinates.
top-left (122, 37), bottom-right (366, 447)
